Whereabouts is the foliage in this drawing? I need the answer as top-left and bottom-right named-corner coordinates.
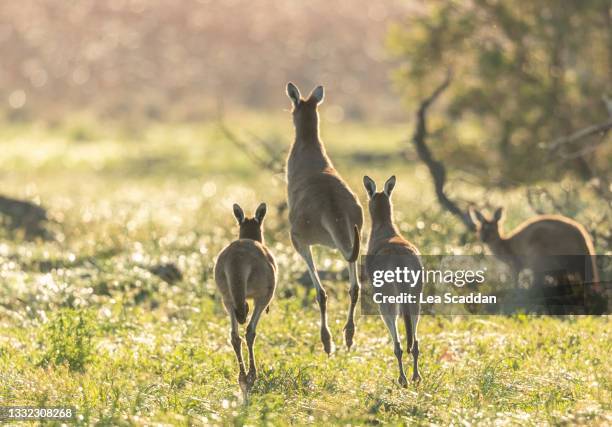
top-left (388, 0), bottom-right (611, 184)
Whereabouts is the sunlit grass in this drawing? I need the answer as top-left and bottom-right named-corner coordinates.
top-left (0, 116), bottom-right (610, 425)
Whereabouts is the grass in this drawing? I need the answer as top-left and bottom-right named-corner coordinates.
top-left (0, 113), bottom-right (610, 425)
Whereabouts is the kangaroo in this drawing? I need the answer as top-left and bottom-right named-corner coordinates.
top-left (214, 203), bottom-right (276, 393)
top-left (285, 82), bottom-right (363, 354)
top-left (470, 208), bottom-right (601, 307)
top-left (363, 176), bottom-right (422, 385)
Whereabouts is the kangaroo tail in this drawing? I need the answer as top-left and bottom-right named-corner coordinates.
top-left (347, 224), bottom-right (360, 263)
top-left (402, 311), bottom-right (414, 352)
top-left (226, 268), bottom-right (249, 324)
top-left (322, 214), bottom-right (361, 263)
top-left (234, 303), bottom-right (250, 325)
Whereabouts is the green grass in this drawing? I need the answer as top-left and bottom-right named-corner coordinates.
top-left (0, 114), bottom-right (610, 425)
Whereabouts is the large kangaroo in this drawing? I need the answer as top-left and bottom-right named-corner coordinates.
top-left (285, 82), bottom-right (363, 354)
top-left (214, 203), bottom-right (276, 393)
top-left (470, 208), bottom-right (600, 300)
top-left (363, 175), bottom-right (422, 385)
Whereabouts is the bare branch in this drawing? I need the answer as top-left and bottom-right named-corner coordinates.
top-left (526, 188), bottom-right (546, 215)
top-left (214, 97), bottom-right (286, 176)
top-left (547, 119), bottom-right (612, 152)
top-left (525, 187), bottom-right (570, 215)
top-left (544, 98), bottom-right (612, 204)
top-left (557, 140), bottom-right (605, 160)
top-left (409, 71), bottom-right (476, 231)
top-left (216, 118), bottom-right (286, 176)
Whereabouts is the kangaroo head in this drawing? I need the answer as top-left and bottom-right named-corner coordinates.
top-left (470, 207), bottom-right (503, 243)
top-left (233, 202), bottom-right (267, 243)
top-left (363, 175), bottom-right (396, 223)
top-left (286, 82), bottom-right (324, 130)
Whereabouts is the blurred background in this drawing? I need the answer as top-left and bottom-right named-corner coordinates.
top-left (1, 0), bottom-right (610, 183)
top-left (1, 0), bottom-right (412, 122)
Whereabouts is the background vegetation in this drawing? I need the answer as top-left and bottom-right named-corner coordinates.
top-left (0, 1), bottom-right (610, 425)
top-left (388, 0), bottom-right (611, 184)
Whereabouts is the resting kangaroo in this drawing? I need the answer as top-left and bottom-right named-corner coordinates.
top-left (285, 82), bottom-right (363, 354)
top-left (363, 176), bottom-right (422, 385)
top-left (214, 203), bottom-right (276, 393)
top-left (470, 208), bottom-right (600, 299)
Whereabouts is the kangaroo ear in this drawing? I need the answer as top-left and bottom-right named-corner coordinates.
top-left (308, 85), bottom-right (324, 105)
top-left (384, 175), bottom-right (396, 197)
top-left (363, 175), bottom-right (376, 198)
top-left (255, 202), bottom-right (267, 223)
top-left (233, 203), bottom-right (245, 224)
top-left (493, 207), bottom-right (504, 222)
top-left (286, 82), bottom-right (301, 107)
top-left (469, 207), bottom-right (485, 225)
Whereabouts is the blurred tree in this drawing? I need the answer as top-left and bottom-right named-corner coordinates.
top-left (388, 0), bottom-right (611, 185)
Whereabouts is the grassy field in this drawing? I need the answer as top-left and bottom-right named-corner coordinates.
top-left (0, 114), bottom-right (610, 425)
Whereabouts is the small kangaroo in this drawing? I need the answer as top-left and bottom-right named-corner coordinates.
top-left (470, 208), bottom-right (600, 297)
top-left (214, 203), bottom-right (276, 393)
top-left (286, 82), bottom-right (363, 354)
top-left (363, 176), bottom-right (422, 385)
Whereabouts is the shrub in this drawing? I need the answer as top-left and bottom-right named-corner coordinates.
top-left (38, 309), bottom-right (95, 372)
